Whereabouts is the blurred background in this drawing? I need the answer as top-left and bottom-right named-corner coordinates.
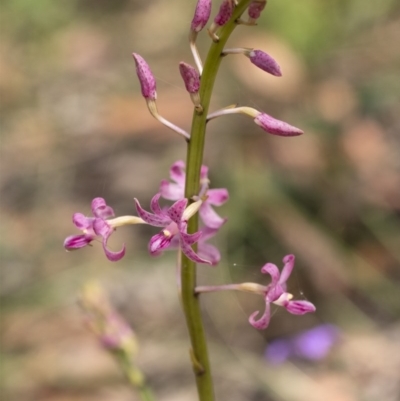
top-left (1, 0), bottom-right (400, 400)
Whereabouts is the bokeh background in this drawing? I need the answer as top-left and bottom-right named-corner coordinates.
top-left (1, 0), bottom-right (400, 400)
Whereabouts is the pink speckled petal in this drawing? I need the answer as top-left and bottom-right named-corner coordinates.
top-left (249, 300), bottom-right (271, 330)
top-left (181, 240), bottom-right (211, 265)
top-left (134, 198), bottom-right (171, 227)
top-left (180, 230), bottom-right (202, 246)
top-left (150, 193), bottom-right (164, 215)
top-left (93, 218), bottom-right (125, 262)
top-left (167, 199), bottom-right (188, 225)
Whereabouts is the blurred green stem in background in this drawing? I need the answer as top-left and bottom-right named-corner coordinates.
top-left (114, 349), bottom-right (156, 401)
top-left (181, 1), bottom-right (253, 400)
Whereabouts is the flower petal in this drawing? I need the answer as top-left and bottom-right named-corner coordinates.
top-left (167, 198), bottom-right (188, 225)
top-left (91, 197), bottom-right (115, 219)
top-left (285, 300), bottom-right (316, 315)
top-left (73, 213), bottom-right (93, 230)
top-left (180, 240), bottom-right (211, 264)
top-left (279, 254), bottom-right (295, 285)
top-left (261, 263), bottom-right (280, 285)
top-left (64, 234), bottom-right (93, 250)
top-left (150, 193), bottom-right (164, 216)
top-left (206, 188), bottom-right (229, 206)
top-left (198, 242), bottom-right (221, 266)
top-left (148, 231), bottom-right (175, 255)
top-left (103, 237), bottom-right (126, 262)
top-left (199, 202), bottom-right (226, 229)
top-left (134, 198), bottom-right (171, 227)
top-left (169, 160), bottom-right (186, 184)
top-left (249, 300), bottom-right (271, 330)
top-left (159, 180), bottom-right (183, 200)
top-left (180, 230), bottom-right (202, 246)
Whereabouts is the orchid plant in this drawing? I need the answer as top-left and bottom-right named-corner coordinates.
top-left (64, 1), bottom-right (316, 400)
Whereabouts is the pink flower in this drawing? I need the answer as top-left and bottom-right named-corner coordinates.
top-left (249, 255), bottom-right (316, 330)
top-left (134, 193), bottom-right (211, 265)
top-left (64, 198), bottom-right (125, 261)
top-left (159, 160), bottom-right (229, 229)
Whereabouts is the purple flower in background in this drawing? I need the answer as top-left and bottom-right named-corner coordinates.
top-left (64, 198), bottom-right (126, 261)
top-left (134, 193), bottom-right (211, 265)
top-left (249, 255), bottom-right (316, 330)
top-left (160, 160), bottom-right (229, 229)
top-left (265, 324), bottom-right (340, 364)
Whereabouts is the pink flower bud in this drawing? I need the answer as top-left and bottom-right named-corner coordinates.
top-left (248, 49), bottom-right (281, 76)
top-left (214, 0), bottom-right (234, 26)
top-left (132, 53), bottom-right (157, 100)
top-left (179, 62), bottom-right (200, 94)
top-left (191, 0), bottom-right (212, 32)
top-left (248, 0), bottom-right (266, 20)
top-left (254, 113), bottom-right (304, 136)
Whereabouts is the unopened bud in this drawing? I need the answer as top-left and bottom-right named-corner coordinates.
top-left (179, 62), bottom-right (202, 111)
top-left (208, 0), bottom-right (234, 41)
top-left (248, 0), bottom-right (267, 22)
top-left (179, 62), bottom-right (200, 94)
top-left (248, 49), bottom-right (281, 76)
top-left (254, 113), bottom-right (304, 136)
top-left (132, 53), bottom-right (157, 100)
top-left (191, 0), bottom-right (212, 33)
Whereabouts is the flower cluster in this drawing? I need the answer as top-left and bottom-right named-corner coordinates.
top-left (64, 162), bottom-right (227, 266)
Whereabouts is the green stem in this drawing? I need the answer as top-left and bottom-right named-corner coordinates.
top-left (181, 2), bottom-right (252, 400)
top-left (116, 350), bottom-right (156, 401)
